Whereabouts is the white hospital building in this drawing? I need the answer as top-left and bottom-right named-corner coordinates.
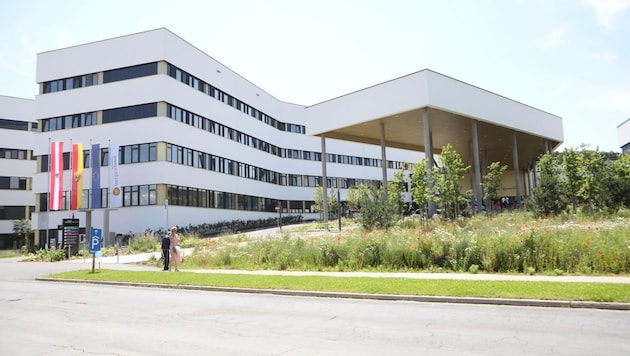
top-left (1, 28), bottom-right (564, 249)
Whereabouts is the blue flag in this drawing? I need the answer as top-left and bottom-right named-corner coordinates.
top-left (91, 144), bottom-right (101, 208)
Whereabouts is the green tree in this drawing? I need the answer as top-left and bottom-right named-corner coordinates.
top-left (410, 158), bottom-right (430, 225)
top-left (482, 161), bottom-right (507, 216)
top-left (312, 186), bottom-right (339, 221)
top-left (346, 185), bottom-right (360, 218)
top-left (561, 146), bottom-right (581, 213)
top-left (388, 163), bottom-right (409, 216)
top-left (432, 144), bottom-right (470, 219)
top-left (528, 152), bottom-right (567, 217)
top-left (609, 153), bottom-right (630, 210)
top-left (577, 147), bottom-right (608, 214)
top-left (356, 183), bottom-right (398, 231)
top-left (12, 219), bottom-right (32, 252)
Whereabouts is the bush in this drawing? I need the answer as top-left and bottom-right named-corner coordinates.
top-left (128, 235), bottom-right (159, 253)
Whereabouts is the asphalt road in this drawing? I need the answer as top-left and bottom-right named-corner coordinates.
top-left (1, 258), bottom-right (629, 355)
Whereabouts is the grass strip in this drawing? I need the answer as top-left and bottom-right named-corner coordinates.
top-left (47, 269), bottom-right (630, 303)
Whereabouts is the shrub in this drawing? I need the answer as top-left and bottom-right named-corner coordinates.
top-left (178, 211), bottom-right (629, 275)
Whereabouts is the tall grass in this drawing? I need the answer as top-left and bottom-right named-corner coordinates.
top-left (185, 212), bottom-right (630, 275)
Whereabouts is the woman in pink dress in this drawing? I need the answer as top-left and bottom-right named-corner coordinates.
top-left (168, 226), bottom-right (182, 271)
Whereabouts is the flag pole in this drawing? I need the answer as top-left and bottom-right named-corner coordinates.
top-left (47, 138), bottom-right (51, 249)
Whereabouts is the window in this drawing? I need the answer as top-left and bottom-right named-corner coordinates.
top-left (42, 111), bottom-right (97, 132)
top-left (123, 184), bottom-right (156, 206)
top-left (0, 206), bottom-right (29, 220)
top-left (42, 73), bottom-right (97, 93)
top-left (0, 177), bottom-right (27, 190)
top-left (0, 148), bottom-right (28, 161)
top-left (104, 62), bottom-right (158, 83)
top-left (0, 119), bottom-right (28, 131)
top-left (102, 103), bottom-right (157, 124)
top-left (121, 143), bottom-right (156, 164)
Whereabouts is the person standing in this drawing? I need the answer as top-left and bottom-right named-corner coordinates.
top-left (161, 233), bottom-right (170, 271)
top-left (169, 226), bottom-right (182, 272)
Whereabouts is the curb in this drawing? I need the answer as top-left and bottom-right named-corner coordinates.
top-left (36, 277), bottom-right (630, 311)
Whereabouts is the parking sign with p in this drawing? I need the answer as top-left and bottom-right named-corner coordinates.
top-left (89, 227), bottom-right (102, 254)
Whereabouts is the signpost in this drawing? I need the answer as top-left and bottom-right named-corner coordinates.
top-left (89, 227), bottom-right (102, 273)
top-left (275, 201), bottom-right (282, 231)
top-left (62, 218), bottom-right (80, 259)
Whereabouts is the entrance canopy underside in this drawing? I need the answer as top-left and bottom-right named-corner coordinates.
top-left (302, 69), bottom-right (563, 171)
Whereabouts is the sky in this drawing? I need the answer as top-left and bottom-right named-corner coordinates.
top-left (1, 0), bottom-right (629, 152)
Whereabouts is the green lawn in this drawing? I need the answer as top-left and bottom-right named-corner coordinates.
top-left (47, 269), bottom-right (630, 303)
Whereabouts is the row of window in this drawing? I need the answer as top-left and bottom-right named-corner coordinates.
top-left (0, 177), bottom-right (28, 190)
top-left (36, 183), bottom-right (315, 214)
top-left (103, 62), bottom-right (158, 83)
top-left (37, 137), bottom-right (393, 190)
top-left (0, 118), bottom-right (37, 131)
top-left (42, 73), bottom-right (98, 93)
top-left (166, 63), bottom-right (305, 134)
top-left (167, 104), bottom-right (410, 169)
top-left (38, 99), bottom-right (409, 171)
top-left (102, 103), bottom-right (157, 124)
top-left (0, 148), bottom-right (30, 160)
top-left (0, 206), bottom-right (33, 220)
top-left (41, 102), bottom-right (157, 132)
top-left (168, 103), bottom-right (320, 159)
top-left (38, 184), bottom-right (156, 212)
top-left (40, 60), bottom-right (306, 136)
top-left (167, 184), bottom-right (315, 213)
top-left (41, 61), bottom-right (158, 94)
top-left (41, 112), bottom-right (96, 132)
top-left (167, 143), bottom-right (380, 189)
top-left (40, 143), bottom-right (157, 172)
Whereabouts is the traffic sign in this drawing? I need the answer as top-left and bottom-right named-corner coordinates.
top-left (89, 227), bottom-right (102, 254)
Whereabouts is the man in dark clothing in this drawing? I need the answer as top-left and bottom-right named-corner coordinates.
top-left (161, 234), bottom-right (170, 271)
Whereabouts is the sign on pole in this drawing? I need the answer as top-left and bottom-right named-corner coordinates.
top-left (89, 227), bottom-right (102, 254)
top-left (62, 218), bottom-right (80, 257)
top-left (90, 227), bottom-right (102, 273)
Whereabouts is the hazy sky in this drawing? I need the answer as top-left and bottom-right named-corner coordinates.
top-left (1, 0), bottom-right (629, 152)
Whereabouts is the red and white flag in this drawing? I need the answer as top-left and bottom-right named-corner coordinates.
top-left (49, 141), bottom-right (64, 210)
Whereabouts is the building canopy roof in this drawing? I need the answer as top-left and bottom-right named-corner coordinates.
top-left (302, 70), bottom-right (563, 170)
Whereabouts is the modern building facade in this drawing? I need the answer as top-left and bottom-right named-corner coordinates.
top-left (0, 95), bottom-right (36, 249)
top-left (27, 28), bottom-right (427, 248)
top-left (1, 28), bottom-right (564, 250)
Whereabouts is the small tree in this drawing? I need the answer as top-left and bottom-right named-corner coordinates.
top-left (482, 161), bottom-right (507, 216)
top-left (609, 153), bottom-right (630, 210)
top-left (577, 147), bottom-right (608, 214)
top-left (432, 144), bottom-right (470, 219)
top-left (356, 183), bottom-right (398, 231)
top-left (345, 185), bottom-right (360, 218)
top-left (528, 152), bottom-right (567, 217)
top-left (562, 146), bottom-right (581, 213)
top-left (12, 219), bottom-right (32, 252)
top-left (389, 164), bottom-right (409, 216)
top-left (410, 158), bottom-right (430, 226)
top-left (312, 185), bottom-right (339, 221)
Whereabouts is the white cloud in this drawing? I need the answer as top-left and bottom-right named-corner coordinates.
top-left (583, 0), bottom-right (630, 30)
top-left (591, 51), bottom-right (618, 62)
top-left (535, 25), bottom-right (569, 49)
